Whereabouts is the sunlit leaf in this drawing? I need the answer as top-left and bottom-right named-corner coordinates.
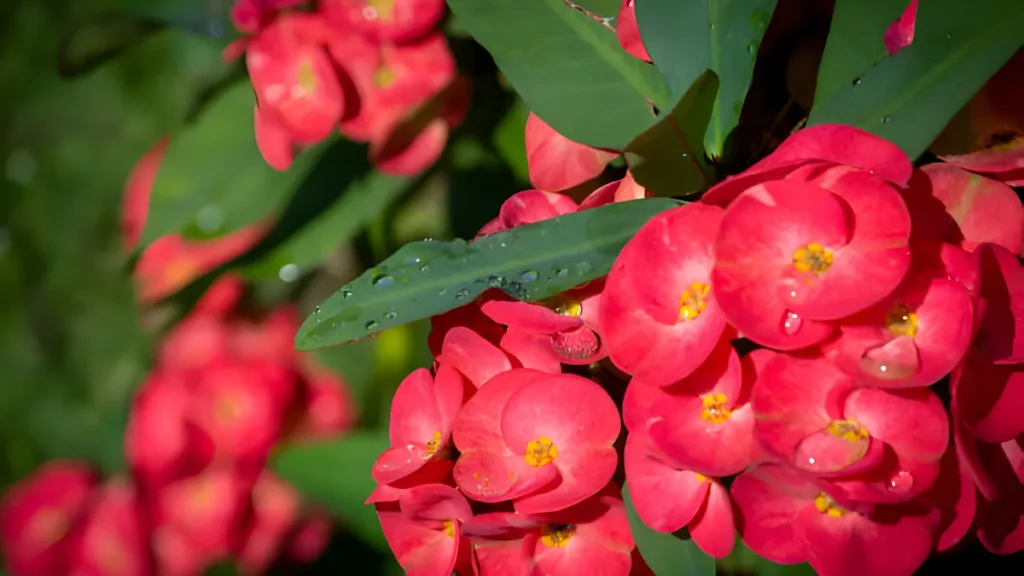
top-left (623, 482), bottom-right (715, 576)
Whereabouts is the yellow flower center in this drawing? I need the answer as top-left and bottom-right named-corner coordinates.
top-left (424, 430), bottom-right (443, 458)
top-left (826, 419), bottom-right (870, 443)
top-left (524, 436), bottom-right (558, 466)
top-left (792, 242), bottom-right (834, 274)
top-left (297, 59), bottom-right (317, 93)
top-left (373, 65), bottom-right (397, 89)
top-left (28, 509), bottom-right (69, 549)
top-left (885, 304), bottom-right (918, 338)
top-left (442, 520), bottom-right (456, 537)
top-left (814, 492), bottom-right (847, 518)
top-left (540, 523), bottom-right (575, 547)
top-left (364, 0), bottom-right (395, 21)
top-left (542, 294), bottom-right (583, 317)
top-left (700, 393), bottom-right (732, 424)
top-left (679, 282), bottom-right (711, 321)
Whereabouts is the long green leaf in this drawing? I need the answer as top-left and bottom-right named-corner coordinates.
top-left (812, 0), bottom-right (907, 105)
top-left (296, 198), bottom-right (681, 350)
top-left (140, 82), bottom-right (325, 247)
top-left (273, 432), bottom-right (390, 551)
top-left (635, 0), bottom-right (778, 158)
top-left (625, 71), bottom-right (718, 196)
top-left (574, 0), bottom-right (622, 17)
top-left (446, 0), bottom-right (668, 150)
top-left (807, 0), bottom-right (1024, 159)
top-left (623, 482), bottom-right (715, 576)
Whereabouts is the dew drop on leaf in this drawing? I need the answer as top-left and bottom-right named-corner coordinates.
top-left (341, 288), bottom-right (353, 299)
top-left (365, 320), bottom-right (380, 331)
top-left (881, 116), bottom-right (891, 124)
top-left (520, 270), bottom-right (539, 283)
top-left (455, 288), bottom-right (471, 300)
top-left (383, 309), bottom-right (397, 320)
top-left (373, 275), bottom-right (394, 289)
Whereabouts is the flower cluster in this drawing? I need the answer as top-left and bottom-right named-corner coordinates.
top-left (371, 107), bottom-right (1023, 575)
top-left (226, 0), bottom-right (466, 174)
top-left (0, 274), bottom-right (356, 576)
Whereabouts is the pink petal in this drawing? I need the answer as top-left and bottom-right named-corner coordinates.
top-left (550, 325), bottom-right (605, 365)
top-left (843, 387), bottom-right (949, 463)
top-left (928, 447), bottom-right (978, 552)
top-left (499, 329), bottom-right (563, 374)
top-left (453, 369), bottom-right (543, 453)
top-left (433, 364), bottom-right (465, 435)
top-left (689, 481), bottom-right (735, 559)
top-left (615, 0), bottom-right (651, 61)
top-left (976, 437), bottom-right (1024, 555)
top-left (453, 451), bottom-right (558, 504)
top-left (971, 243), bottom-right (1024, 364)
top-left (953, 360), bottom-right (1024, 444)
top-left (438, 326), bottom-right (512, 388)
top-left (713, 181), bottom-right (846, 349)
top-left (373, 118), bottom-right (449, 177)
top-left (883, 0), bottom-right (918, 55)
top-left (377, 504), bottom-right (458, 576)
top-left (730, 464), bottom-right (816, 564)
top-left (514, 447), bottom-right (618, 515)
top-left (399, 484), bottom-right (473, 524)
top-left (481, 301), bottom-right (582, 334)
top-left (500, 373), bottom-right (621, 451)
top-left (649, 401), bottom-right (756, 477)
top-left (920, 163), bottom-right (1023, 254)
top-left (496, 190), bottom-right (578, 229)
top-left (373, 444), bottom-right (432, 485)
top-left (525, 112), bottom-right (616, 191)
top-left (623, 433), bottom-right (708, 532)
top-left (389, 368), bottom-right (444, 445)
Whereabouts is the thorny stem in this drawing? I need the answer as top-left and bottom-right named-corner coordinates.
top-left (561, 0), bottom-right (616, 32)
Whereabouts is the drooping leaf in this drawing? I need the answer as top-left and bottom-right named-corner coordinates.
top-left (807, 0), bottom-right (1024, 159)
top-left (623, 482), bottom-right (715, 576)
top-left (296, 197), bottom-right (682, 350)
top-left (446, 0), bottom-right (669, 150)
top-left (625, 70), bottom-right (718, 196)
top-left (812, 0), bottom-right (908, 105)
top-left (492, 99), bottom-right (531, 185)
top-left (634, 0), bottom-right (778, 158)
top-left (273, 432), bottom-right (390, 551)
top-left (140, 82), bottom-right (327, 247)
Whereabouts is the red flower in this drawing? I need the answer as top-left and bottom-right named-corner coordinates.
top-left (731, 463), bottom-right (940, 576)
top-left (320, 0), bottom-right (446, 44)
top-left (969, 243), bottom-right (1024, 364)
top-left (238, 472), bottom-right (300, 574)
top-left (121, 135), bottom-right (169, 252)
top-left (883, 0), bottom-right (917, 55)
top-left (711, 156), bottom-right (913, 349)
top-left (372, 366), bottom-right (464, 484)
top-left (247, 14), bottom-right (345, 145)
top-left (615, 1), bottom-right (651, 62)
top-left (376, 484), bottom-right (473, 576)
top-left (466, 486), bottom-right (635, 576)
top-left (0, 462), bottom-right (97, 576)
top-left (476, 190), bottom-right (579, 236)
top-left (602, 202), bottom-right (727, 385)
top-left (827, 241), bottom-right (975, 387)
top-left (525, 112), bottom-right (617, 192)
top-left (753, 353), bottom-right (948, 503)
top-left (435, 326), bottom-right (515, 388)
top-left (125, 373), bottom-right (212, 484)
top-left (623, 432), bottom-right (735, 558)
top-left (230, 0), bottom-right (306, 34)
top-left (623, 340), bottom-right (756, 478)
top-left (154, 465), bottom-right (251, 560)
top-left (452, 369), bottom-right (620, 513)
top-left (65, 478), bottom-right (149, 576)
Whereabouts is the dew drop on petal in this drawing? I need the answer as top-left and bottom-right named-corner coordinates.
top-left (793, 429), bottom-right (869, 473)
top-left (887, 470), bottom-right (915, 493)
top-left (781, 311), bottom-right (802, 335)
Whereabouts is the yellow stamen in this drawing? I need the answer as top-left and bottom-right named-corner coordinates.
top-left (364, 0), bottom-right (396, 21)
top-left (442, 520), bottom-right (456, 537)
top-left (297, 60), bottom-right (317, 93)
top-left (424, 430), bottom-right (443, 458)
top-left (826, 419), bottom-right (870, 443)
top-left (373, 66), bottom-right (397, 89)
top-left (540, 524), bottom-right (575, 547)
top-left (679, 282), bottom-right (711, 321)
top-left (700, 393), bottom-right (732, 424)
top-left (792, 242), bottom-right (834, 274)
top-left (814, 492), bottom-right (846, 518)
top-left (542, 294), bottom-right (583, 317)
top-left (524, 436), bottom-right (558, 467)
top-left (885, 304), bottom-right (918, 338)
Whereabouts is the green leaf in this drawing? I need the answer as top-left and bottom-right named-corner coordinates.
top-left (492, 99), bottom-right (531, 185)
top-left (140, 82), bottom-right (326, 247)
top-left (812, 0), bottom-right (907, 105)
top-left (574, 0), bottom-right (623, 17)
top-left (446, 0), bottom-right (669, 150)
top-left (807, 0), bottom-right (1024, 159)
top-left (635, 0), bottom-right (778, 158)
top-left (623, 482), bottom-right (715, 576)
top-left (624, 70), bottom-right (718, 196)
top-left (273, 432), bottom-right (390, 551)
top-left (296, 197), bottom-right (681, 350)
top-left (755, 559), bottom-right (817, 576)
top-left (58, 0), bottom-right (235, 78)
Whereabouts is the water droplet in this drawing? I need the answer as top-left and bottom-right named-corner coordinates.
top-left (455, 288), bottom-right (470, 300)
top-left (793, 427), bottom-right (869, 473)
top-left (520, 270), bottom-right (539, 283)
top-left (781, 311), bottom-right (802, 335)
top-left (574, 261), bottom-right (593, 277)
top-left (365, 320), bottom-right (380, 331)
top-left (438, 288), bottom-right (448, 296)
top-left (945, 34), bottom-right (951, 40)
top-left (887, 470), bottom-right (915, 493)
top-left (681, 153), bottom-right (689, 158)
top-left (881, 116), bottom-right (891, 124)
top-left (373, 274), bottom-right (394, 289)
top-left (278, 263), bottom-right (299, 283)
top-left (555, 267), bottom-right (569, 278)
top-left (488, 275), bottom-right (504, 288)
top-left (709, 23), bottom-right (716, 31)
top-left (195, 205), bottom-right (224, 233)
top-left (852, 77), bottom-right (861, 86)
top-left (383, 308), bottom-right (397, 320)
top-left (420, 264), bottom-right (430, 273)
top-left (405, 257), bottom-right (422, 266)
top-left (341, 288), bottom-right (353, 299)
top-left (314, 306), bottom-right (322, 315)
top-left (747, 44), bottom-right (755, 55)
